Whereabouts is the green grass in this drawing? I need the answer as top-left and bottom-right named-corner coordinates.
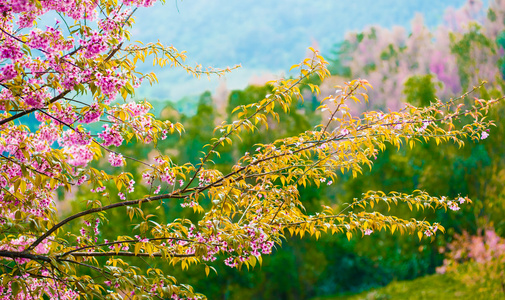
top-left (312, 269), bottom-right (505, 300)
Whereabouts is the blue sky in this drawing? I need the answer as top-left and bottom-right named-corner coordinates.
top-left (130, 0), bottom-right (472, 101)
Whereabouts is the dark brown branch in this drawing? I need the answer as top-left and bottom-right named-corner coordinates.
top-left (0, 154), bottom-right (74, 186)
top-left (25, 192), bottom-right (184, 252)
top-left (58, 236), bottom-right (205, 258)
top-left (0, 90), bottom-right (70, 126)
top-left (0, 250), bottom-right (51, 262)
top-left (67, 251), bottom-right (194, 258)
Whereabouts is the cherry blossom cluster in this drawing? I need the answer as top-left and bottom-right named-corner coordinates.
top-left (481, 130), bottom-right (490, 139)
top-left (122, 101), bottom-right (151, 117)
top-left (0, 271), bottom-right (79, 300)
top-left (80, 103), bottom-right (103, 124)
top-left (96, 101), bottom-right (165, 154)
top-left (108, 152), bottom-right (125, 167)
top-left (37, 104), bottom-right (77, 125)
top-left (221, 224), bottom-right (275, 268)
top-left (127, 179), bottom-right (135, 193)
top-left (158, 221), bottom-right (276, 270)
top-left (59, 129), bottom-right (92, 148)
top-left (180, 200), bottom-right (198, 208)
top-left (23, 87), bottom-right (50, 109)
top-left (95, 70), bottom-right (128, 102)
top-left (98, 124), bottom-right (124, 147)
top-left (142, 171), bottom-right (155, 185)
top-left (170, 293), bottom-right (201, 300)
top-left (122, 0), bottom-right (157, 7)
top-left (90, 186), bottom-right (107, 193)
top-left (0, 236), bottom-right (50, 264)
top-left (0, 38), bottom-right (24, 61)
top-left (161, 168), bottom-right (176, 185)
top-left (220, 225), bottom-right (275, 267)
top-left (0, 64), bottom-right (17, 82)
top-left (246, 226), bottom-right (275, 257)
top-left (185, 225), bottom-right (223, 261)
top-left (103, 239), bottom-right (130, 251)
top-left (0, 89), bottom-right (13, 110)
top-left (64, 145), bottom-right (95, 166)
top-left (1, 0), bottom-right (98, 27)
top-left (134, 115), bottom-right (156, 143)
top-left (99, 9), bottom-right (132, 35)
top-left (0, 170), bottom-right (57, 221)
top-left (424, 224), bottom-right (439, 237)
top-left (441, 196), bottom-right (466, 211)
top-left (26, 26), bottom-right (73, 54)
top-left (0, 0), bottom-right (159, 117)
top-left (198, 170), bottom-right (217, 187)
top-left (0, 126), bottom-right (29, 161)
top-left (79, 30), bottom-right (109, 59)
top-left (77, 218), bottom-right (101, 244)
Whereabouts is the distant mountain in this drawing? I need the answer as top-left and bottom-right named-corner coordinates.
top-left (130, 0), bottom-right (475, 102)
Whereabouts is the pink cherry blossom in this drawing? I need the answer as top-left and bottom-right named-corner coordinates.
top-left (108, 152), bottom-right (124, 167)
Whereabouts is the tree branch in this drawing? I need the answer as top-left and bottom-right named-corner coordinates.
top-left (0, 90), bottom-right (70, 126)
top-left (66, 251), bottom-right (195, 258)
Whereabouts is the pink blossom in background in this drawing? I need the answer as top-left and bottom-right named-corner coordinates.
top-left (437, 228), bottom-right (505, 274)
top-left (340, 0), bottom-right (505, 112)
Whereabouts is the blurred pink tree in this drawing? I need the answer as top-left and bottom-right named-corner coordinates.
top-left (340, 0), bottom-right (505, 110)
